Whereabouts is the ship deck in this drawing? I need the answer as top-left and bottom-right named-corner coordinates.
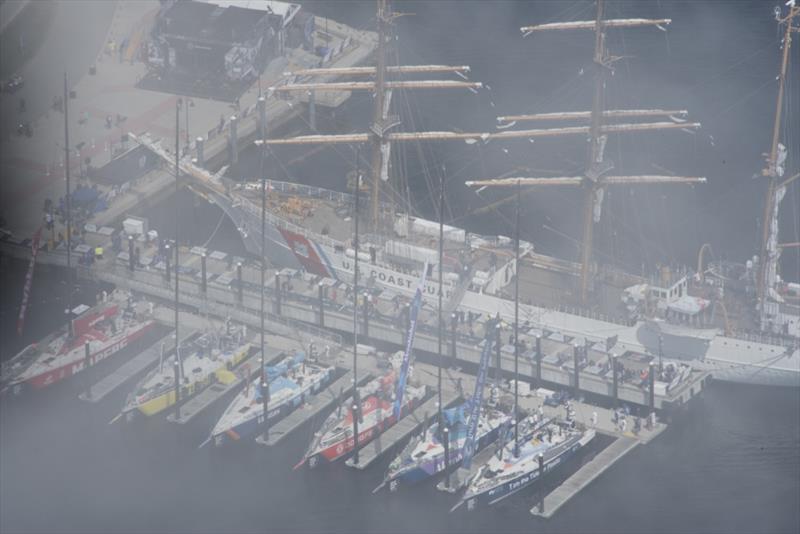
top-left (256, 368), bottom-right (372, 447)
top-left (345, 389), bottom-right (461, 470)
top-left (79, 331), bottom-right (193, 403)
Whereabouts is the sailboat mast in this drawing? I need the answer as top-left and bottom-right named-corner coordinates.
top-left (579, 0), bottom-right (606, 303)
top-left (260, 126), bottom-right (269, 439)
top-left (437, 172), bottom-right (444, 426)
top-left (513, 179), bottom-right (520, 457)
top-left (757, 5), bottom-right (798, 307)
top-left (369, 0), bottom-right (389, 231)
top-left (352, 146), bottom-right (361, 462)
top-left (175, 100), bottom-right (182, 377)
top-left (64, 73), bottom-right (72, 335)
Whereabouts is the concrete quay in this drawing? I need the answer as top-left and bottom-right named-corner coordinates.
top-left (1, 0), bottom-right (378, 240)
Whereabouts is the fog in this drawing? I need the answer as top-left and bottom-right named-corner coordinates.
top-left (1, 1), bottom-right (798, 533)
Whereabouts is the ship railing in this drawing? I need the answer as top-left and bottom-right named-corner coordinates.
top-left (725, 330), bottom-right (798, 350)
top-left (553, 304), bottom-right (631, 328)
top-left (78, 259), bottom-right (343, 348)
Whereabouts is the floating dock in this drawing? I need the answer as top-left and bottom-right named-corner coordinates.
top-left (345, 389), bottom-right (461, 470)
top-left (530, 435), bottom-right (640, 518)
top-left (256, 369), bottom-right (372, 447)
top-left (165, 346), bottom-right (285, 425)
top-left (79, 331), bottom-right (194, 403)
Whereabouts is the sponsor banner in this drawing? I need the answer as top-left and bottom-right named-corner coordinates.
top-left (462, 325), bottom-right (497, 469)
top-left (17, 227), bottom-right (43, 336)
top-left (393, 263), bottom-right (428, 419)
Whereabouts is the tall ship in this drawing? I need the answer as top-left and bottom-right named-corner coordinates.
top-left (1, 290), bottom-right (156, 395)
top-left (132, 1), bottom-right (799, 386)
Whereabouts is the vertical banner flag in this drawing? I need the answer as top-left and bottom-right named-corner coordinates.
top-left (461, 324), bottom-right (497, 469)
top-left (393, 262), bottom-right (429, 419)
top-left (17, 227), bottom-right (43, 336)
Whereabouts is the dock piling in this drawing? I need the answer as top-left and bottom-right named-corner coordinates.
top-left (173, 358), bottom-right (181, 420)
top-left (127, 235), bottom-right (134, 271)
top-left (274, 273), bottom-right (281, 315)
top-left (450, 312), bottom-right (457, 367)
top-left (268, 382), bottom-right (269, 441)
top-left (494, 323), bottom-right (501, 382)
top-left (362, 292), bottom-right (369, 337)
top-left (236, 262), bottom-right (243, 304)
top-left (443, 425), bottom-right (451, 489)
top-left (201, 253), bottom-right (207, 293)
top-left (535, 335), bottom-right (542, 387)
top-left (165, 244), bottom-right (171, 283)
top-left (573, 344), bottom-right (580, 397)
top-left (229, 116), bottom-right (238, 165)
top-left (84, 341), bottom-right (92, 400)
top-left (196, 137), bottom-right (204, 168)
top-left (611, 354), bottom-right (619, 407)
top-left (318, 282), bottom-right (325, 327)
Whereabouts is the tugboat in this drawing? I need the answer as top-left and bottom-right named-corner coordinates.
top-left (120, 328), bottom-right (250, 419)
top-left (295, 355), bottom-right (427, 469)
top-left (376, 399), bottom-right (510, 492)
top-left (1, 290), bottom-right (155, 395)
top-left (209, 351), bottom-right (334, 446)
top-left (451, 417), bottom-right (595, 511)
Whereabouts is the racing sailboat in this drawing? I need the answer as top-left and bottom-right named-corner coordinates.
top-left (1, 290), bottom-right (155, 395)
top-left (120, 328), bottom-right (250, 419)
top-left (209, 350), bottom-right (334, 446)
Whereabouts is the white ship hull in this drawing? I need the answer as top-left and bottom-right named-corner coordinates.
top-left (209, 186), bottom-right (799, 388)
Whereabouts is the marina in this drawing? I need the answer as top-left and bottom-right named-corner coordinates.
top-left (1, 0), bottom-right (798, 532)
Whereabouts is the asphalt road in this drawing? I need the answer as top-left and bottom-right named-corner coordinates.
top-left (0, 0), bottom-right (117, 137)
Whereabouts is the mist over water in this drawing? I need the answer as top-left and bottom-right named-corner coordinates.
top-left (1, 257), bottom-right (798, 534)
top-left (2, 1), bottom-right (799, 533)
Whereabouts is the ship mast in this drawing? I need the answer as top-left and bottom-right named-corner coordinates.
top-left (63, 73), bottom-right (73, 338)
top-left (370, 0), bottom-right (389, 231)
top-left (581, 0), bottom-right (608, 303)
top-left (468, 3), bottom-right (705, 305)
top-left (757, 4), bottom-right (799, 326)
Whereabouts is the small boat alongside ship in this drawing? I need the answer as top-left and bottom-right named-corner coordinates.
top-left (210, 351), bottom-right (335, 446)
top-left (120, 329), bottom-right (250, 419)
top-left (296, 355), bottom-right (427, 469)
top-left (1, 290), bottom-right (155, 395)
top-left (451, 417), bottom-right (595, 512)
top-left (376, 399), bottom-right (511, 492)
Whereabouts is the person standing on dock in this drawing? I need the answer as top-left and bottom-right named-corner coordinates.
top-left (591, 411), bottom-right (598, 428)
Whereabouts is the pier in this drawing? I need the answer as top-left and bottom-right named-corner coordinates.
top-left (79, 330), bottom-right (194, 403)
top-left (530, 436), bottom-right (640, 518)
top-left (0, 238), bottom-right (710, 414)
